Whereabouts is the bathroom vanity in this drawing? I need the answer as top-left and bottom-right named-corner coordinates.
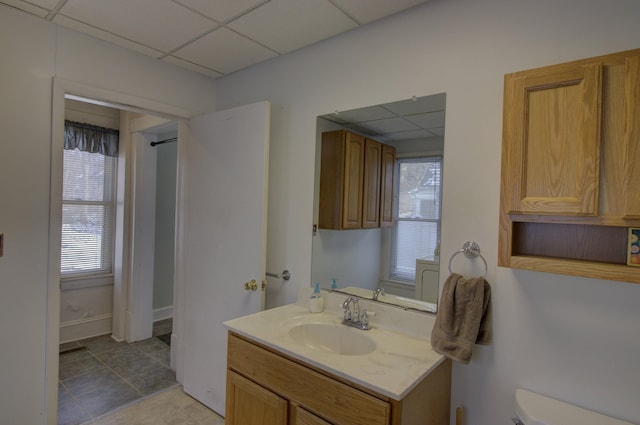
top-left (224, 299), bottom-right (451, 425)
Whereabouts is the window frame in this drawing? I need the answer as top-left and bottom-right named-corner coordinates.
top-left (388, 155), bottom-right (443, 284)
top-left (60, 148), bottom-right (117, 278)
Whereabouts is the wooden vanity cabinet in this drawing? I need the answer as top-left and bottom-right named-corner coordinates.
top-left (319, 130), bottom-right (395, 230)
top-left (499, 48), bottom-right (640, 283)
top-left (226, 332), bottom-right (451, 425)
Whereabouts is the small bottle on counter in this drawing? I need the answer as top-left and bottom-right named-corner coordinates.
top-left (309, 282), bottom-right (324, 313)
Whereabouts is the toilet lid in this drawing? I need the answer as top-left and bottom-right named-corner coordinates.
top-left (515, 389), bottom-right (633, 425)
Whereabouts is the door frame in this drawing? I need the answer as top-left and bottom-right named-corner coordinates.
top-left (47, 77), bottom-right (194, 425)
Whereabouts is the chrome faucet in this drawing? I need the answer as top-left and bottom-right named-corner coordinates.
top-left (342, 297), bottom-right (371, 330)
top-left (372, 288), bottom-right (385, 301)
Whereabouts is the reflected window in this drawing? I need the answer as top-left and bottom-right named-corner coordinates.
top-left (390, 156), bottom-right (442, 282)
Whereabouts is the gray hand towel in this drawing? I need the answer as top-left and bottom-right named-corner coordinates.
top-left (430, 273), bottom-right (492, 364)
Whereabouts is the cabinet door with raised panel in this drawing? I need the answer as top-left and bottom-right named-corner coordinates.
top-left (362, 139), bottom-right (382, 228)
top-left (502, 62), bottom-right (603, 216)
top-left (342, 132), bottom-right (366, 229)
top-left (379, 143), bottom-right (396, 227)
top-left (226, 370), bottom-right (287, 425)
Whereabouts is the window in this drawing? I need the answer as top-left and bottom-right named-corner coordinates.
top-left (61, 148), bottom-right (116, 276)
top-left (390, 156), bottom-right (442, 282)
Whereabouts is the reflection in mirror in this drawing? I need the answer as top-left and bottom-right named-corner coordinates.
top-left (312, 94), bottom-right (446, 313)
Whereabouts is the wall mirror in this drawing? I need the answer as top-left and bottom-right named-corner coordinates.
top-left (312, 93), bottom-right (446, 313)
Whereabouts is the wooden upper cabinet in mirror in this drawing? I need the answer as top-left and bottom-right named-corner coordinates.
top-left (499, 48), bottom-right (640, 284)
top-left (319, 130), bottom-right (395, 230)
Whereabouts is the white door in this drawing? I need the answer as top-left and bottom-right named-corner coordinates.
top-left (178, 101), bottom-right (270, 415)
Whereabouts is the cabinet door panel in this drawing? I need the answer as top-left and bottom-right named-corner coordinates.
top-left (624, 56), bottom-right (640, 217)
top-left (362, 139), bottom-right (382, 228)
top-left (342, 133), bottom-right (365, 229)
top-left (226, 370), bottom-right (287, 425)
top-left (379, 144), bottom-right (396, 227)
top-left (503, 63), bottom-right (602, 216)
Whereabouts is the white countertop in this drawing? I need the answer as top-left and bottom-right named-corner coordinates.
top-left (224, 300), bottom-right (445, 400)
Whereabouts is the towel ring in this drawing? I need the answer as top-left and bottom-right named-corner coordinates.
top-left (448, 241), bottom-right (488, 278)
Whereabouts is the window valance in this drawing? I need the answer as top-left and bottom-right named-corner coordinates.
top-left (64, 120), bottom-right (119, 157)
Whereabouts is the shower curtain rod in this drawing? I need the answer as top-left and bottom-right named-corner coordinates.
top-left (150, 137), bottom-right (177, 147)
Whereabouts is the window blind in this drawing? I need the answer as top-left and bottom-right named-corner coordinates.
top-left (390, 156), bottom-right (442, 282)
top-left (61, 148), bottom-right (116, 275)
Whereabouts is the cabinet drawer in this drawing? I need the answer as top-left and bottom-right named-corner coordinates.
top-left (293, 405), bottom-right (333, 425)
top-left (228, 333), bottom-right (391, 425)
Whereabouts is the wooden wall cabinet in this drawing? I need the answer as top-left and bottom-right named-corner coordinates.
top-left (499, 48), bottom-right (640, 283)
top-left (319, 130), bottom-right (395, 230)
top-left (226, 333), bottom-right (451, 425)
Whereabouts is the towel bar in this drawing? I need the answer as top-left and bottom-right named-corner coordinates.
top-left (266, 269), bottom-right (291, 281)
top-left (448, 241), bottom-right (488, 277)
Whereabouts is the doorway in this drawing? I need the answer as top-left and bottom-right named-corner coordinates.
top-left (56, 98), bottom-right (181, 423)
top-left (47, 78), bottom-right (193, 425)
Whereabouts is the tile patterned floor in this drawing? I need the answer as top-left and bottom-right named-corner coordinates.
top-left (85, 386), bottom-right (225, 425)
top-left (58, 320), bottom-right (178, 425)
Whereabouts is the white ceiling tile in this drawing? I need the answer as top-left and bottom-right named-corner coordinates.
top-left (428, 127), bottom-right (445, 137)
top-left (173, 27), bottom-right (278, 74)
top-left (58, 0), bottom-right (217, 52)
top-left (331, 0), bottom-right (428, 24)
top-left (0, 0), bottom-right (49, 17)
top-left (228, 0), bottom-right (358, 54)
top-left (23, 0), bottom-right (58, 9)
top-left (173, 0), bottom-right (266, 22)
top-left (337, 105), bottom-right (395, 123)
top-left (53, 14), bottom-right (165, 58)
top-left (385, 129), bottom-right (434, 140)
top-left (162, 55), bottom-right (224, 79)
top-left (354, 117), bottom-right (419, 134)
top-left (405, 111), bottom-right (446, 129)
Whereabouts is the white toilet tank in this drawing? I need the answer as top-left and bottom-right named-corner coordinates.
top-left (514, 389), bottom-right (634, 425)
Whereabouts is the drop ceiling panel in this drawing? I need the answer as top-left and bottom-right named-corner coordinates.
top-left (335, 105), bottom-right (396, 123)
top-left (1, 0), bottom-right (48, 17)
top-left (383, 129), bottom-right (435, 141)
top-left (428, 127), bottom-right (445, 137)
top-left (53, 14), bottom-right (165, 58)
top-left (359, 117), bottom-right (420, 134)
top-left (173, 27), bottom-right (278, 74)
top-left (405, 111), bottom-right (446, 129)
top-left (23, 0), bottom-right (58, 8)
top-left (59, 0), bottom-right (217, 52)
top-left (162, 55), bottom-right (224, 79)
top-left (228, 0), bottom-right (358, 54)
top-left (331, 0), bottom-right (429, 24)
top-left (174, 0), bottom-right (266, 22)
top-left (0, 0), bottom-right (431, 78)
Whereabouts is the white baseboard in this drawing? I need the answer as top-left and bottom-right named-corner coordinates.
top-left (59, 313), bottom-right (112, 344)
top-left (153, 305), bottom-right (173, 322)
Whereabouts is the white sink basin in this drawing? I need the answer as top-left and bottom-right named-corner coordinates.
top-left (288, 322), bottom-right (376, 356)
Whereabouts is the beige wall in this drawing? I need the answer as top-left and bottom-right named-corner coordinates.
top-left (214, 0), bottom-right (640, 423)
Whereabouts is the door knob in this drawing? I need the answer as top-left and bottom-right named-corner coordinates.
top-left (244, 279), bottom-right (258, 291)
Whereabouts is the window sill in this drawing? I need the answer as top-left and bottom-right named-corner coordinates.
top-left (61, 273), bottom-right (114, 291)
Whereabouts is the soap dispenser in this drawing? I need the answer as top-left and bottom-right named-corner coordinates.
top-left (309, 283), bottom-right (324, 313)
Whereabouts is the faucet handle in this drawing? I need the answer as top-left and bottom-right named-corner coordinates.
top-left (361, 309), bottom-right (375, 328)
